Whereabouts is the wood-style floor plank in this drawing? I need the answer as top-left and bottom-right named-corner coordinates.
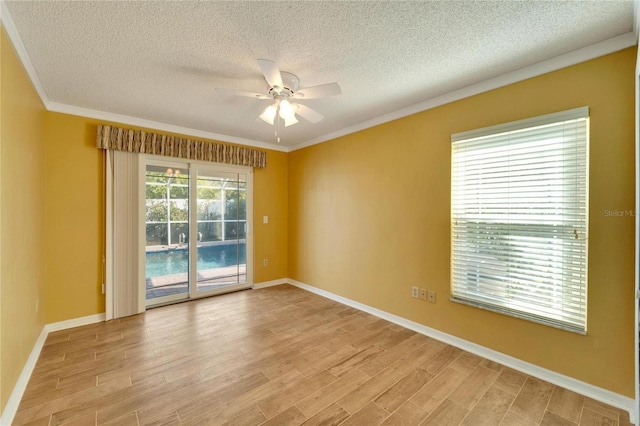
top-left (509, 376), bottom-right (554, 424)
top-left (12, 285), bottom-right (631, 426)
top-left (380, 400), bottom-right (428, 425)
top-left (547, 387), bottom-right (585, 424)
top-left (447, 365), bottom-right (499, 410)
top-left (410, 367), bottom-right (468, 413)
top-left (422, 398), bottom-right (469, 425)
top-left (296, 369), bottom-right (370, 418)
top-left (257, 370), bottom-right (337, 419)
top-left (301, 403), bottom-right (349, 426)
top-left (373, 367), bottom-right (432, 413)
top-left (460, 386), bottom-right (514, 425)
top-left (339, 401), bottom-right (389, 426)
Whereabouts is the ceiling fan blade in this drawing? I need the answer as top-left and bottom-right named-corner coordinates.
top-left (257, 59), bottom-right (284, 89)
top-left (215, 87), bottom-right (269, 99)
top-left (294, 103), bottom-right (324, 123)
top-left (294, 82), bottom-right (341, 99)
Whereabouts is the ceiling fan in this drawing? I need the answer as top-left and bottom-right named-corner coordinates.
top-left (216, 59), bottom-right (341, 140)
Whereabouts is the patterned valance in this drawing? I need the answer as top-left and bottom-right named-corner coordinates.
top-left (96, 125), bottom-right (267, 168)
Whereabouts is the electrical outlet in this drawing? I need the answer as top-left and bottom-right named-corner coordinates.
top-left (428, 291), bottom-right (436, 303)
top-left (263, 258), bottom-right (269, 267)
top-left (411, 286), bottom-right (419, 298)
top-left (419, 288), bottom-right (427, 300)
top-left (263, 215), bottom-right (269, 224)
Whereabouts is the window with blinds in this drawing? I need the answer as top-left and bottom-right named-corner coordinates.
top-left (451, 107), bottom-right (589, 334)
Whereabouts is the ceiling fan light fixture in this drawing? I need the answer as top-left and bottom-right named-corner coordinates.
top-left (283, 115), bottom-right (299, 127)
top-left (259, 105), bottom-right (277, 125)
top-left (278, 99), bottom-right (296, 120)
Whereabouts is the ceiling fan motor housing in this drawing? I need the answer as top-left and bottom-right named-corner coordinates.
top-left (268, 71), bottom-right (300, 98)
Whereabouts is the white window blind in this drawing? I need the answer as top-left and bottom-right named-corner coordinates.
top-left (451, 107), bottom-right (589, 334)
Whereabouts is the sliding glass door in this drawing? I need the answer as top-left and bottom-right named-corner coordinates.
top-left (195, 170), bottom-right (247, 292)
top-left (145, 163), bottom-right (190, 303)
top-left (144, 159), bottom-right (252, 307)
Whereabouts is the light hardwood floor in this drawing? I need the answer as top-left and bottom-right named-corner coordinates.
top-left (13, 285), bottom-right (633, 426)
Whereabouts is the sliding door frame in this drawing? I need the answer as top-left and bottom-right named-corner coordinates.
top-left (189, 163), bottom-right (253, 299)
top-left (141, 154), bottom-right (253, 308)
top-left (141, 157), bottom-right (191, 307)
top-left (634, 47), bottom-right (639, 426)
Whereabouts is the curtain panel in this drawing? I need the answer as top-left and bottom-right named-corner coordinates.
top-left (106, 150), bottom-right (143, 320)
top-left (96, 124), bottom-right (267, 168)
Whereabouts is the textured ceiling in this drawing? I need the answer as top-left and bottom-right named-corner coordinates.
top-left (3, 1), bottom-right (635, 149)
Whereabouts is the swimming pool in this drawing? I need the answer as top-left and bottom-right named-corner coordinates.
top-left (145, 243), bottom-right (246, 278)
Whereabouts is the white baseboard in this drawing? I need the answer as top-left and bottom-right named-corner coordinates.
top-left (0, 313), bottom-right (105, 426)
top-left (287, 278), bottom-right (637, 421)
top-left (253, 278), bottom-right (288, 289)
top-left (44, 313), bottom-right (106, 333)
top-left (0, 327), bottom-right (48, 426)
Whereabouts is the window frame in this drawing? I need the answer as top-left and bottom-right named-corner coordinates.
top-left (450, 107), bottom-right (589, 334)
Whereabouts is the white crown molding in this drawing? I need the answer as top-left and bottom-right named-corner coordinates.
top-left (634, 0), bottom-right (640, 41)
top-left (291, 31), bottom-right (637, 152)
top-left (47, 102), bottom-right (290, 153)
top-left (0, 313), bottom-right (104, 426)
top-left (0, 1), bottom-right (50, 109)
top-left (286, 278), bottom-right (636, 420)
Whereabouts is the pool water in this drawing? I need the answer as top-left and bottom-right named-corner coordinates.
top-left (145, 243), bottom-right (246, 278)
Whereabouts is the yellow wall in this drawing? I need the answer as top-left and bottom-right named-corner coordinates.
top-left (42, 113), bottom-right (289, 323)
top-left (0, 20), bottom-right (635, 410)
top-left (288, 48), bottom-right (637, 397)
top-left (254, 149), bottom-right (288, 282)
top-left (0, 29), bottom-right (47, 412)
top-left (42, 114), bottom-right (105, 322)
